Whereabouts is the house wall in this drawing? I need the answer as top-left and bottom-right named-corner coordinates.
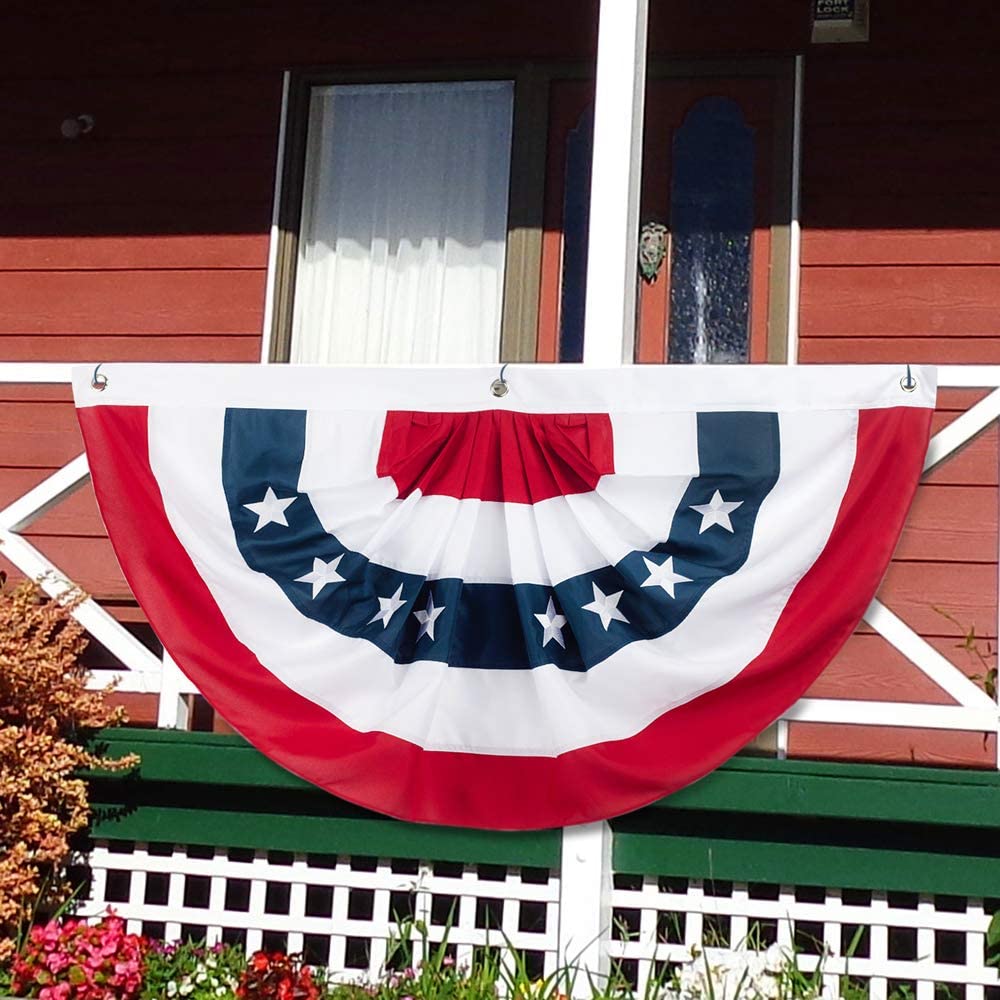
top-left (0, 0), bottom-right (996, 762)
top-left (791, 12), bottom-right (1000, 765)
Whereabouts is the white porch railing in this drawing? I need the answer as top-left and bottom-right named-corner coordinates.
top-left (0, 362), bottom-right (998, 763)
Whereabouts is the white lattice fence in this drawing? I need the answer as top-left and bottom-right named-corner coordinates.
top-left (608, 874), bottom-right (1000, 1000)
top-left (82, 841), bottom-right (1000, 996)
top-left (83, 841), bottom-right (560, 981)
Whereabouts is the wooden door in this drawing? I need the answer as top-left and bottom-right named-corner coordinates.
top-left (538, 73), bottom-right (785, 365)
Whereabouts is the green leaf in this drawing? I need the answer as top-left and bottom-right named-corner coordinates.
top-left (987, 910), bottom-right (1000, 949)
top-left (69, 965), bottom-right (87, 985)
top-left (844, 923), bottom-right (867, 960)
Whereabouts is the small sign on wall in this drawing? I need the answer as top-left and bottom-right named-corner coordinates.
top-left (811, 0), bottom-right (869, 42)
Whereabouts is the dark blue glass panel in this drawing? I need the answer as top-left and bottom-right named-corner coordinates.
top-left (558, 106), bottom-right (594, 363)
top-left (667, 97), bottom-right (755, 364)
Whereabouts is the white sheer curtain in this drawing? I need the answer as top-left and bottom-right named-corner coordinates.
top-left (290, 81), bottom-right (514, 365)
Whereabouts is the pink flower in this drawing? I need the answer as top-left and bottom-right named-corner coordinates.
top-left (39, 983), bottom-right (72, 1000)
top-left (35, 922), bottom-right (62, 948)
top-left (46, 951), bottom-right (70, 973)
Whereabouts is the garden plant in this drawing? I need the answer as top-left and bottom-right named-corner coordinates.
top-left (1, 905), bottom-right (998, 1000)
top-left (0, 576), bottom-right (137, 965)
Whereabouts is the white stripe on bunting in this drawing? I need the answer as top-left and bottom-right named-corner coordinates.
top-left (73, 363), bottom-right (936, 413)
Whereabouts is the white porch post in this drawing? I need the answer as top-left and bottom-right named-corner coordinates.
top-left (557, 821), bottom-right (614, 989)
top-left (581, 0), bottom-right (650, 367)
top-left (559, 0), bottom-right (649, 990)
top-left (157, 650), bottom-right (190, 729)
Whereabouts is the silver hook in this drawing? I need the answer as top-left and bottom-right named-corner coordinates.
top-left (900, 364), bottom-right (917, 392)
top-left (490, 363), bottom-right (509, 398)
top-left (91, 362), bottom-right (108, 392)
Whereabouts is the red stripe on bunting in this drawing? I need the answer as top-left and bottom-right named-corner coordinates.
top-left (376, 410), bottom-right (614, 503)
top-left (78, 404), bottom-right (930, 830)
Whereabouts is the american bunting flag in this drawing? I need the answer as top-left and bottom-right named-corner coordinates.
top-left (74, 364), bottom-right (934, 829)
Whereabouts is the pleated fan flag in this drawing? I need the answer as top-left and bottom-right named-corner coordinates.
top-left (74, 364), bottom-right (934, 830)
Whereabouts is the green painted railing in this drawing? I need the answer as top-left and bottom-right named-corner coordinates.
top-left (88, 729), bottom-right (559, 869)
top-left (89, 729), bottom-right (1000, 895)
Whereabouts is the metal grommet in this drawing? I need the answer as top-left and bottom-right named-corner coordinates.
top-left (91, 363), bottom-right (108, 392)
top-left (899, 364), bottom-right (917, 393)
top-left (490, 363), bottom-right (510, 398)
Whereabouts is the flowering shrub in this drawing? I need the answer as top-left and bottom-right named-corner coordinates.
top-left (0, 577), bottom-right (137, 960)
top-left (236, 952), bottom-right (320, 1000)
top-left (140, 941), bottom-right (244, 1000)
top-left (10, 910), bottom-right (145, 1000)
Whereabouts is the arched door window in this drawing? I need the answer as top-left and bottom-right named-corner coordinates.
top-left (667, 96), bottom-right (755, 364)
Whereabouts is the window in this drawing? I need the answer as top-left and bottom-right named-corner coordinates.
top-left (290, 81), bottom-right (514, 365)
top-left (271, 69), bottom-right (544, 365)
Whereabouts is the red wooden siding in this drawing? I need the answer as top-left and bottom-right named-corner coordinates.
top-left (794, 28), bottom-right (1000, 765)
top-left (0, 385), bottom-right (130, 598)
top-left (789, 725), bottom-right (996, 769)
